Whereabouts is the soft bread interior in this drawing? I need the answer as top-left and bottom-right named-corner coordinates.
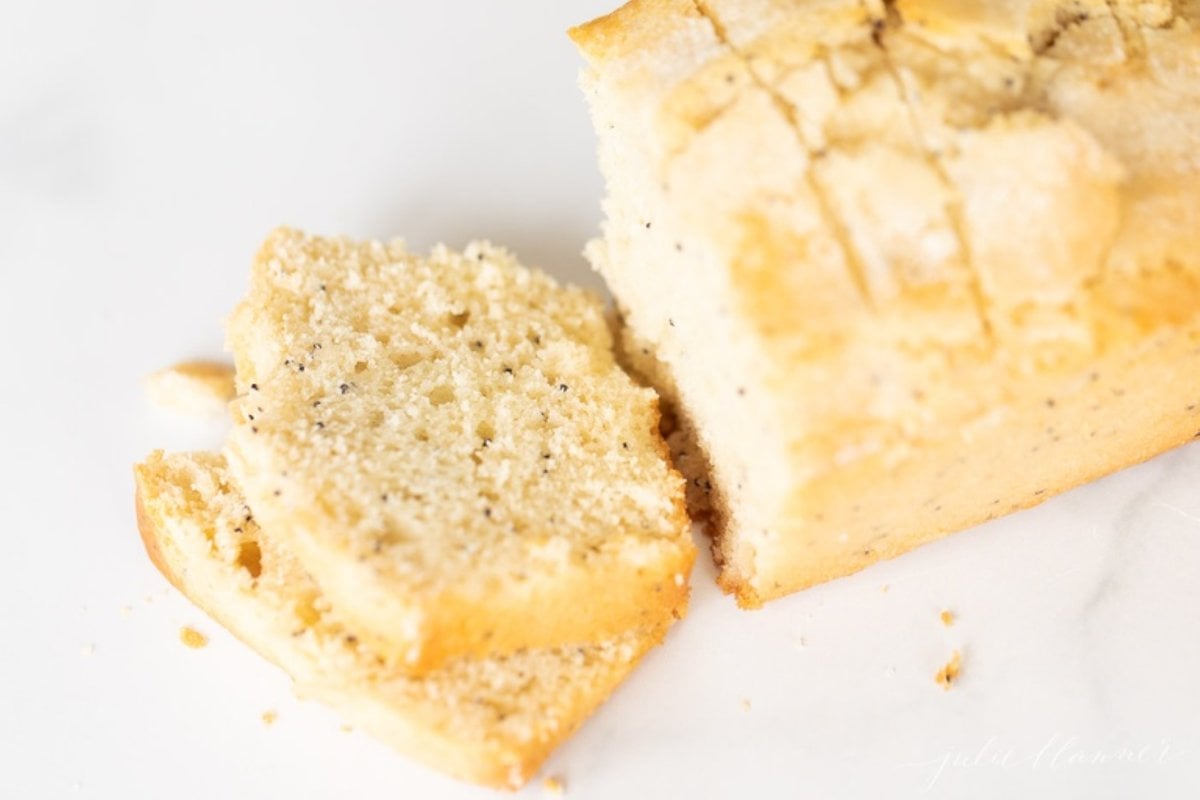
top-left (223, 228), bottom-right (694, 669)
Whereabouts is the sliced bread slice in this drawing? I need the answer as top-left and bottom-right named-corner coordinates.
top-left (224, 228), bottom-right (694, 671)
top-left (134, 450), bottom-right (667, 790)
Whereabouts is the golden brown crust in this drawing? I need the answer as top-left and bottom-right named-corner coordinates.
top-left (144, 360), bottom-right (236, 417)
top-left (133, 460), bottom-right (302, 671)
top-left (739, 321), bottom-right (1200, 605)
top-left (347, 541), bottom-right (692, 675)
top-left (134, 469), bottom-right (181, 595)
top-left (569, 0), bottom-right (700, 63)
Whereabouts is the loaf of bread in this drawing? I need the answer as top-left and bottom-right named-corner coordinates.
top-left (572, 1), bottom-right (1200, 605)
top-left (134, 450), bottom-right (667, 790)
top-left (224, 228), bottom-right (694, 670)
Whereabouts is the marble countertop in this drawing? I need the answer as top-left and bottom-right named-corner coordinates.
top-left (2, 2), bottom-right (1196, 798)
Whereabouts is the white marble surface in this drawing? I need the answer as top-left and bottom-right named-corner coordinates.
top-left (2, 2), bottom-right (1198, 798)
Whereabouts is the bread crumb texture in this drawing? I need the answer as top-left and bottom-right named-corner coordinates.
top-left (260, 709), bottom-right (278, 726)
top-left (542, 775), bottom-right (567, 796)
top-left (573, 0), bottom-right (1200, 605)
top-left (935, 650), bottom-right (963, 690)
top-left (940, 609), bottom-right (955, 627)
top-left (223, 228), bottom-right (693, 670)
top-left (134, 450), bottom-right (666, 790)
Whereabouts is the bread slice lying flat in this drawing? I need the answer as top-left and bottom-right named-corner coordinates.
top-left (134, 450), bottom-right (667, 790)
top-left (572, 1), bottom-right (1200, 605)
top-left (224, 228), bottom-right (694, 671)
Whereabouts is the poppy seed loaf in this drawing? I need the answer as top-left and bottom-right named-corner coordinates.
top-left (571, 0), bottom-right (1200, 605)
top-left (134, 451), bottom-right (666, 790)
top-left (224, 228), bottom-right (694, 671)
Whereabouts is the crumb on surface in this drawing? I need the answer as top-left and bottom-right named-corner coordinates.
top-left (880, 584), bottom-right (889, 593)
top-left (120, 605), bottom-right (133, 618)
top-left (935, 650), bottom-right (962, 690)
top-left (740, 697), bottom-right (752, 711)
top-left (542, 775), bottom-right (566, 796)
top-left (261, 710), bottom-right (278, 726)
top-left (180, 626), bottom-right (209, 649)
top-left (339, 724), bottom-right (353, 733)
top-left (146, 359), bottom-right (236, 418)
top-left (940, 609), bottom-right (955, 627)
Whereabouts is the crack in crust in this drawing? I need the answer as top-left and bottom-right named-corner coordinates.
top-left (1033, 4), bottom-right (1099, 54)
top-left (692, 0), bottom-right (878, 310)
top-left (1103, 0), bottom-right (1149, 57)
top-left (869, 1), bottom-right (997, 345)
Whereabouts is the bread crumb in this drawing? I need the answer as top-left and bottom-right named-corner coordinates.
top-left (740, 697), bottom-right (752, 711)
top-left (542, 775), bottom-right (566, 796)
top-left (940, 609), bottom-right (955, 627)
top-left (80, 643), bottom-right (96, 657)
top-left (180, 626), bottom-right (209, 649)
top-left (120, 605), bottom-right (133, 618)
top-left (880, 584), bottom-right (889, 593)
top-left (146, 360), bottom-right (236, 418)
top-left (935, 650), bottom-right (962, 690)
top-left (339, 724), bottom-right (353, 733)
top-left (261, 710), bottom-right (278, 726)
